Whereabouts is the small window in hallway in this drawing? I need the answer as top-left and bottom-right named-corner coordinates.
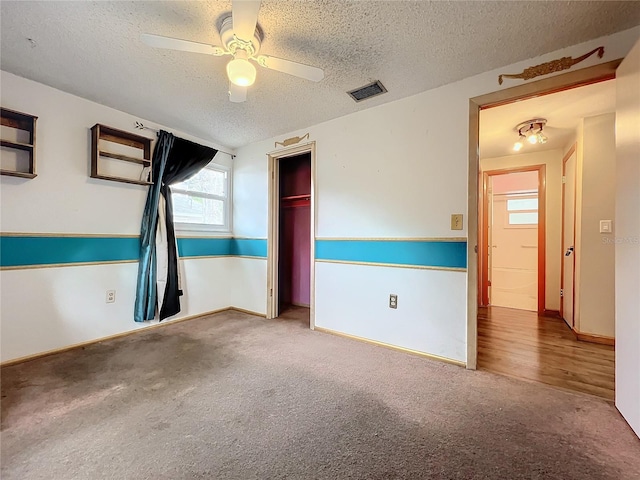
top-left (509, 212), bottom-right (538, 225)
top-left (507, 198), bottom-right (538, 211)
top-left (507, 195), bottom-right (538, 226)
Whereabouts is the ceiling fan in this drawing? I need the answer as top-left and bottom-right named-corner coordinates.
top-left (141, 0), bottom-right (324, 103)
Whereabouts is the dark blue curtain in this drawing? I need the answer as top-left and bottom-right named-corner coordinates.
top-left (158, 137), bottom-right (218, 320)
top-left (134, 132), bottom-right (218, 322)
top-left (134, 130), bottom-right (175, 322)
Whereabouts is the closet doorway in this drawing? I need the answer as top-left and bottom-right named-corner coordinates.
top-left (278, 152), bottom-right (311, 323)
top-left (267, 143), bottom-right (316, 328)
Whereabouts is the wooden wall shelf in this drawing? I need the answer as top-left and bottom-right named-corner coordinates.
top-left (98, 150), bottom-right (151, 165)
top-left (1, 107), bottom-right (37, 178)
top-left (91, 124), bottom-right (152, 186)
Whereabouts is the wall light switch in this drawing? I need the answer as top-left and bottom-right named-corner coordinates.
top-left (600, 220), bottom-right (612, 233)
top-left (451, 214), bottom-right (463, 230)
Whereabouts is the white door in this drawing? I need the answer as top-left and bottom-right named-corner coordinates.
top-left (490, 193), bottom-right (538, 311)
top-left (562, 151), bottom-right (577, 327)
top-left (615, 39), bottom-right (640, 438)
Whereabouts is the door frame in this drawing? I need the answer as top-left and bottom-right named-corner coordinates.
top-left (560, 143), bottom-right (577, 326)
top-left (467, 59), bottom-right (621, 369)
top-left (266, 141), bottom-right (316, 329)
top-left (480, 165), bottom-right (546, 314)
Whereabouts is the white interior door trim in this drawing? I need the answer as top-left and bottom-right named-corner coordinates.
top-left (266, 141), bottom-right (316, 329)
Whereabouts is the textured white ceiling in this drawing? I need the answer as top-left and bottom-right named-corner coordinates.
top-left (1, 1), bottom-right (638, 149)
top-left (479, 79), bottom-right (616, 159)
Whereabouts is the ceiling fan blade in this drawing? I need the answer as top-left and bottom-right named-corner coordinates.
top-left (229, 82), bottom-right (247, 103)
top-left (232, 0), bottom-right (261, 42)
top-left (141, 33), bottom-right (226, 56)
top-left (255, 55), bottom-right (324, 82)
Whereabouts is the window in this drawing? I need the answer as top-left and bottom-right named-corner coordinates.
top-left (507, 195), bottom-right (538, 226)
top-left (507, 198), bottom-right (538, 212)
top-left (509, 212), bottom-right (538, 225)
top-left (171, 162), bottom-right (231, 232)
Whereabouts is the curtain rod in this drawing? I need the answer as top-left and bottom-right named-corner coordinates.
top-left (134, 122), bottom-right (236, 158)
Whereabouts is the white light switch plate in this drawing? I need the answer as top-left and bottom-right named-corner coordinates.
top-left (600, 220), bottom-right (612, 233)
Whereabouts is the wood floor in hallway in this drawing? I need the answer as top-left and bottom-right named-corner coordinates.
top-left (478, 306), bottom-right (615, 400)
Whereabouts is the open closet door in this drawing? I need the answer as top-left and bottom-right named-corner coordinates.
top-left (615, 38), bottom-right (640, 438)
top-left (562, 150), bottom-right (577, 327)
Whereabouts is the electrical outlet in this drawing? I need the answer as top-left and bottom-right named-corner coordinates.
top-left (451, 214), bottom-right (463, 230)
top-left (389, 294), bottom-right (398, 309)
top-left (106, 290), bottom-right (116, 303)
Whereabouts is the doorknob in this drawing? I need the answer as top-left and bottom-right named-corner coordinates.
top-left (565, 246), bottom-right (574, 256)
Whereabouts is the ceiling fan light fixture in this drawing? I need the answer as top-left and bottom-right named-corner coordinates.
top-left (141, 3), bottom-right (324, 103)
top-left (227, 50), bottom-right (256, 87)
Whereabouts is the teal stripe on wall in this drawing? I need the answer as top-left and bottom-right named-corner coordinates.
top-left (177, 238), bottom-right (233, 257)
top-left (176, 238), bottom-right (267, 258)
top-left (231, 238), bottom-right (267, 257)
top-left (0, 235), bottom-right (268, 268)
top-left (315, 239), bottom-right (467, 269)
top-left (0, 236), bottom-right (462, 269)
top-left (0, 236), bottom-right (140, 267)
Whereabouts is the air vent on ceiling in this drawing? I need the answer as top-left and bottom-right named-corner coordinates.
top-left (347, 80), bottom-right (387, 102)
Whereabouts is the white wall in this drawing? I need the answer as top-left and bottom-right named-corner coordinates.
top-left (575, 113), bottom-right (616, 337)
top-left (0, 258), bottom-right (233, 361)
top-left (229, 257), bottom-right (268, 315)
top-left (0, 72), bottom-right (234, 234)
top-left (316, 262), bottom-right (467, 360)
top-left (233, 27), bottom-right (640, 365)
top-left (615, 38), bottom-right (640, 437)
top-left (0, 71), bottom-right (235, 362)
top-left (481, 149), bottom-right (563, 311)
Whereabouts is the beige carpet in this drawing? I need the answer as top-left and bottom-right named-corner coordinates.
top-left (1, 310), bottom-right (639, 479)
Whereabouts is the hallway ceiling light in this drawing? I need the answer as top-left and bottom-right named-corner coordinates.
top-left (513, 135), bottom-right (525, 151)
top-left (513, 118), bottom-right (548, 151)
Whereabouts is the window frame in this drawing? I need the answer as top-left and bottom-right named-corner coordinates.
top-left (504, 193), bottom-right (539, 229)
top-left (171, 162), bottom-right (232, 234)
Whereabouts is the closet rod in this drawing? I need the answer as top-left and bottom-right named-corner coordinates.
top-left (281, 194), bottom-right (311, 201)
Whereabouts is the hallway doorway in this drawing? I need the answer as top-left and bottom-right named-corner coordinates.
top-left (473, 73), bottom-right (618, 400)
